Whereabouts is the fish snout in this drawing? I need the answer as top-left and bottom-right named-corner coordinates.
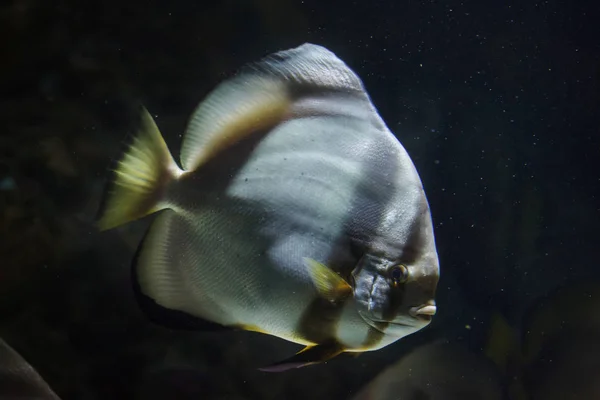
top-left (409, 303), bottom-right (437, 322)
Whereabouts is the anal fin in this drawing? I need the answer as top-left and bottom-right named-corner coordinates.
top-left (131, 210), bottom-right (230, 332)
top-left (132, 274), bottom-right (230, 332)
top-left (259, 340), bottom-right (345, 372)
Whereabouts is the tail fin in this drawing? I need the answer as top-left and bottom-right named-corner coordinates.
top-left (97, 107), bottom-right (183, 231)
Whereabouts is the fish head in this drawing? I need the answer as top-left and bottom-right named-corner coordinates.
top-left (349, 174), bottom-right (441, 339)
top-left (351, 249), bottom-right (439, 338)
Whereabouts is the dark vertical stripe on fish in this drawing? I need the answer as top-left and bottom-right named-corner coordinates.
top-left (382, 282), bottom-right (406, 322)
top-left (294, 115), bottom-right (404, 346)
top-left (295, 295), bottom-right (351, 344)
top-left (360, 323), bottom-right (388, 349)
top-left (170, 126), bottom-right (275, 210)
top-left (397, 202), bottom-right (432, 266)
top-left (342, 130), bottom-right (403, 266)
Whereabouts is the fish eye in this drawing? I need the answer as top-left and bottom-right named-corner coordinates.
top-left (389, 265), bottom-right (409, 286)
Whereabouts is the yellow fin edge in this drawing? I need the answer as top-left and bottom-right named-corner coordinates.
top-left (188, 85), bottom-right (291, 171)
top-left (304, 258), bottom-right (352, 302)
top-left (97, 108), bottom-right (182, 231)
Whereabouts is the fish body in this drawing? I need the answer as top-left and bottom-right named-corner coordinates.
top-left (98, 43), bottom-right (440, 370)
top-left (0, 338), bottom-right (61, 400)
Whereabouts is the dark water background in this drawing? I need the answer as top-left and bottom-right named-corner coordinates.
top-left (1, 0), bottom-right (598, 398)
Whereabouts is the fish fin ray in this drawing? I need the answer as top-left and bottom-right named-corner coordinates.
top-left (304, 257), bottom-right (352, 302)
top-left (132, 209), bottom-right (228, 330)
top-left (254, 43), bottom-right (364, 92)
top-left (180, 43), bottom-right (366, 171)
top-left (259, 340), bottom-right (345, 372)
top-left (181, 76), bottom-right (290, 171)
top-left (97, 107), bottom-right (182, 231)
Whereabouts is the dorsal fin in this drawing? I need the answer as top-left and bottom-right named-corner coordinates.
top-left (180, 43), bottom-right (366, 171)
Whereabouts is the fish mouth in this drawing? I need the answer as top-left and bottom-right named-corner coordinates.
top-left (409, 304), bottom-right (437, 322)
top-left (359, 314), bottom-right (417, 332)
top-left (410, 305), bottom-right (437, 317)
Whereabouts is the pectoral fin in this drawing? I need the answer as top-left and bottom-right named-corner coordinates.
top-left (304, 258), bottom-right (352, 302)
top-left (259, 340), bottom-right (345, 372)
